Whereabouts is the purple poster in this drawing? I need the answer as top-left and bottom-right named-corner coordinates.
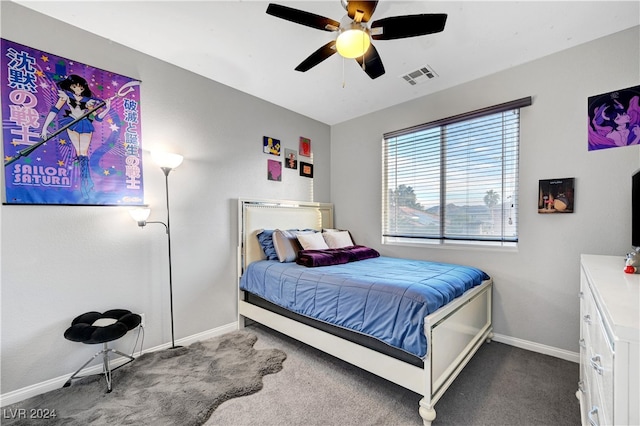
top-left (588, 85), bottom-right (640, 151)
top-left (1, 39), bottom-right (144, 205)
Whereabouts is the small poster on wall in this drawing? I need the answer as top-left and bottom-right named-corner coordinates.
top-left (1, 38), bottom-right (144, 205)
top-left (588, 84), bottom-right (640, 151)
top-left (299, 137), bottom-right (311, 157)
top-left (538, 178), bottom-right (575, 213)
top-left (284, 148), bottom-right (297, 169)
top-left (267, 159), bottom-right (282, 181)
top-left (263, 136), bottom-right (280, 156)
top-left (300, 161), bottom-right (313, 178)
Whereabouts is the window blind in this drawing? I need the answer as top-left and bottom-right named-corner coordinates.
top-left (382, 97), bottom-right (531, 245)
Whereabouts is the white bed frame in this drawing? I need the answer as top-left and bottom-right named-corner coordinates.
top-left (237, 199), bottom-right (493, 425)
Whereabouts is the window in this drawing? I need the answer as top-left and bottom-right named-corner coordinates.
top-left (382, 97), bottom-right (531, 247)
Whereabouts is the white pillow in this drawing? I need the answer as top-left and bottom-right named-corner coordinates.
top-left (322, 231), bottom-right (354, 248)
top-left (297, 232), bottom-right (329, 250)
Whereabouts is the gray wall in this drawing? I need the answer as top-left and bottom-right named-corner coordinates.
top-left (0, 2), bottom-right (330, 394)
top-left (330, 26), bottom-right (640, 353)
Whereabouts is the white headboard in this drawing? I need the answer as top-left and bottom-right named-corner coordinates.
top-left (237, 199), bottom-right (334, 275)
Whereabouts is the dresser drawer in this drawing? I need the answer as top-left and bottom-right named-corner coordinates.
top-left (587, 382), bottom-right (609, 426)
top-left (582, 342), bottom-right (612, 426)
top-left (590, 304), bottom-right (614, 425)
top-left (580, 284), bottom-right (597, 354)
top-left (579, 362), bottom-right (592, 425)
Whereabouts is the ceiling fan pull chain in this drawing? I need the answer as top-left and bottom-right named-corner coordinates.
top-left (342, 58), bottom-right (346, 88)
top-left (362, 37), bottom-right (367, 72)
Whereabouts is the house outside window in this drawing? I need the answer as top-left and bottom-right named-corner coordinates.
top-left (382, 97), bottom-right (532, 247)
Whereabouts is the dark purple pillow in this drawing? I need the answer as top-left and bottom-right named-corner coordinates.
top-left (296, 245), bottom-right (380, 267)
top-left (296, 249), bottom-right (350, 267)
top-left (343, 245), bottom-right (380, 262)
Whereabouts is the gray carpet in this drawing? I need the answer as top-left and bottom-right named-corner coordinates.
top-left (4, 325), bottom-right (580, 425)
top-left (2, 331), bottom-right (286, 425)
top-left (206, 323), bottom-right (580, 426)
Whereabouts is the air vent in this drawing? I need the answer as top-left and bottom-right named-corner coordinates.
top-left (400, 65), bottom-right (438, 86)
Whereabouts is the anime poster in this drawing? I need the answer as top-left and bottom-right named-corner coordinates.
top-left (1, 39), bottom-right (144, 205)
top-left (538, 178), bottom-right (574, 213)
top-left (588, 85), bottom-right (640, 151)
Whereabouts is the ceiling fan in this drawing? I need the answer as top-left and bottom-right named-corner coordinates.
top-left (266, 0), bottom-right (447, 79)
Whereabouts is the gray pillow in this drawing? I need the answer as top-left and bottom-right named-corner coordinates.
top-left (273, 229), bottom-right (314, 262)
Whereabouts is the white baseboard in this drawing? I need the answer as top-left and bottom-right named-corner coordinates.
top-left (492, 333), bottom-right (579, 363)
top-left (147, 322), bottom-right (238, 353)
top-left (0, 321), bottom-right (238, 407)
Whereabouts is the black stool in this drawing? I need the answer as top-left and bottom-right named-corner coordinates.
top-left (63, 309), bottom-right (141, 392)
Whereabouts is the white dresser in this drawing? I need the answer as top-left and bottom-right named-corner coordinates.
top-left (578, 254), bottom-right (640, 426)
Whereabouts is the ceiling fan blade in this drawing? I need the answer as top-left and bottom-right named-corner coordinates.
top-left (371, 14), bottom-right (447, 40)
top-left (295, 41), bottom-right (338, 72)
top-left (347, 1), bottom-right (378, 23)
top-left (355, 44), bottom-right (385, 79)
top-left (266, 4), bottom-right (340, 31)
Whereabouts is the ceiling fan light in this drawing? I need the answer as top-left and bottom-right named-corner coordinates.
top-left (336, 29), bottom-right (370, 58)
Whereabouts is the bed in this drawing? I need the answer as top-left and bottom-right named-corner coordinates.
top-left (237, 199), bottom-right (493, 425)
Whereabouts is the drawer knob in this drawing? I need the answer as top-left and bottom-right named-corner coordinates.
top-left (588, 406), bottom-right (599, 426)
top-left (590, 355), bottom-right (604, 375)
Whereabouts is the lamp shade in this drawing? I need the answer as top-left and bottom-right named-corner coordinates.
top-left (336, 29), bottom-right (371, 58)
top-left (129, 207), bottom-right (151, 224)
top-left (151, 151), bottom-right (184, 170)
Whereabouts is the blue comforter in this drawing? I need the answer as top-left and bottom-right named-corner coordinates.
top-left (240, 256), bottom-right (490, 358)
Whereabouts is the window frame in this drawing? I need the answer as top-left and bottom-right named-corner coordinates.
top-left (382, 97), bottom-right (532, 248)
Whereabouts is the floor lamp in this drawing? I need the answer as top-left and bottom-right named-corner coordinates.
top-left (130, 151), bottom-right (184, 349)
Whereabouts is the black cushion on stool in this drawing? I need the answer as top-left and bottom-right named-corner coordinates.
top-left (64, 309), bottom-right (141, 345)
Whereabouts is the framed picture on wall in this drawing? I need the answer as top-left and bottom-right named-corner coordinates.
top-left (284, 148), bottom-right (297, 169)
top-left (299, 137), bottom-right (311, 157)
top-left (300, 161), bottom-right (313, 178)
top-left (538, 178), bottom-right (575, 213)
top-left (267, 159), bottom-right (282, 181)
top-left (1, 38), bottom-right (144, 206)
top-left (587, 84), bottom-right (640, 151)
top-left (263, 136), bottom-right (281, 156)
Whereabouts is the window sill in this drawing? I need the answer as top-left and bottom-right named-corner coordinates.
top-left (382, 237), bottom-right (518, 252)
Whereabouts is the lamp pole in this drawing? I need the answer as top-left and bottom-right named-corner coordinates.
top-left (161, 166), bottom-right (178, 349)
top-left (130, 151), bottom-right (183, 350)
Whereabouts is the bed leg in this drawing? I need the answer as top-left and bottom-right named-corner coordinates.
top-left (486, 331), bottom-right (494, 343)
top-left (418, 398), bottom-right (436, 426)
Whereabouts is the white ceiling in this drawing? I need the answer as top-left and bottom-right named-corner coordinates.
top-left (13, 1), bottom-right (640, 125)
